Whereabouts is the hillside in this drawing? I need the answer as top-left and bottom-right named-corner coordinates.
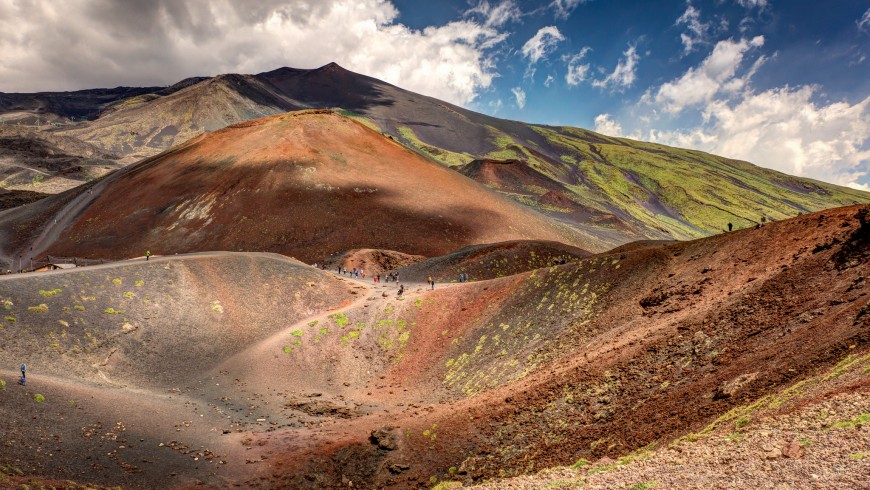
top-left (0, 124), bottom-right (120, 192)
top-left (395, 239), bottom-right (592, 282)
top-left (3, 63), bottom-right (866, 248)
top-left (0, 205), bottom-right (866, 488)
top-left (0, 110), bottom-right (581, 269)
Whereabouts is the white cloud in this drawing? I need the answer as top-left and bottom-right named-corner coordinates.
top-left (551, 0), bottom-right (587, 20)
top-left (593, 113), bottom-right (623, 137)
top-left (465, 0), bottom-right (522, 28)
top-left (859, 8), bottom-right (870, 32)
top-left (544, 74), bottom-right (555, 87)
top-left (521, 26), bottom-right (565, 64)
top-left (488, 98), bottom-right (504, 114)
top-left (676, 4), bottom-right (710, 54)
top-left (511, 86), bottom-right (526, 109)
top-left (591, 44), bottom-right (639, 90)
top-left (648, 87), bottom-right (870, 188)
top-left (736, 0), bottom-right (767, 8)
top-left (0, 0), bottom-right (507, 106)
top-left (653, 36), bottom-right (764, 113)
top-left (848, 182), bottom-right (870, 192)
top-left (564, 46), bottom-right (592, 86)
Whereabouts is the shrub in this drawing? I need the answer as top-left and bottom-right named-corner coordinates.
top-left (28, 304), bottom-right (48, 313)
top-left (33, 394), bottom-right (45, 403)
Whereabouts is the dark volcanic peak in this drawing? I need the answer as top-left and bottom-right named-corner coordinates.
top-left (0, 62), bottom-right (867, 249)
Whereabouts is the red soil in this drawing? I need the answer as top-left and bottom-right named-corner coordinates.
top-left (3, 110), bottom-right (584, 268)
top-left (0, 205), bottom-right (867, 489)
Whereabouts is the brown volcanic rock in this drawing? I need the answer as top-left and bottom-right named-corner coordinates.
top-left (459, 158), bottom-right (559, 192)
top-left (1, 205), bottom-right (869, 489)
top-left (396, 239), bottom-right (592, 282)
top-left (8, 110), bottom-right (580, 264)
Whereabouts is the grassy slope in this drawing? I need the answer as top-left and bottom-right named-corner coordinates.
top-left (394, 121), bottom-right (870, 246)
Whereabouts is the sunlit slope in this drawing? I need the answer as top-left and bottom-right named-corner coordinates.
top-left (3, 110), bottom-right (582, 265)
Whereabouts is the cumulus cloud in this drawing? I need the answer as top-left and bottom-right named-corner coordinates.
top-left (859, 8), bottom-right (870, 32)
top-left (653, 36), bottom-right (764, 113)
top-left (647, 86), bottom-right (870, 189)
top-left (0, 0), bottom-right (507, 105)
top-left (593, 114), bottom-right (623, 137)
top-left (564, 46), bottom-right (592, 86)
top-left (544, 74), bottom-right (555, 87)
top-left (511, 86), bottom-right (526, 109)
top-left (591, 44), bottom-right (639, 90)
top-left (521, 26), bottom-right (565, 64)
top-left (551, 0), bottom-right (587, 20)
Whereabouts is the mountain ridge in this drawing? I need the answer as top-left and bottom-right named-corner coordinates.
top-left (1, 62), bottom-right (867, 249)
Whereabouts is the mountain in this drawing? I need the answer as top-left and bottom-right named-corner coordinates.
top-left (0, 110), bottom-right (582, 269)
top-left (0, 124), bottom-right (120, 193)
top-left (2, 62), bottom-right (865, 249)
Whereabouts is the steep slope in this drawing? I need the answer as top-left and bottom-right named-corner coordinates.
top-left (0, 110), bottom-right (582, 268)
top-left (60, 74), bottom-right (302, 162)
top-left (255, 205), bottom-right (868, 488)
top-left (395, 239), bottom-right (592, 282)
top-left (0, 125), bottom-right (120, 192)
top-left (0, 206), bottom-right (867, 488)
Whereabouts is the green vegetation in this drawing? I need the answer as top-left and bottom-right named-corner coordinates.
top-left (832, 413), bottom-right (870, 429)
top-left (307, 320), bottom-right (319, 327)
top-left (682, 353), bottom-right (870, 443)
top-left (103, 307), bottom-right (125, 314)
top-left (630, 482), bottom-right (657, 489)
top-left (0, 380), bottom-right (5, 391)
top-left (290, 330), bottom-right (303, 337)
top-left (4, 316), bottom-right (14, 322)
top-left (28, 304), bottom-right (48, 313)
top-left (422, 424), bottom-right (438, 440)
top-left (135, 280), bottom-right (145, 287)
top-left (38, 289), bottom-right (62, 297)
top-left (33, 394), bottom-right (45, 403)
top-left (571, 458), bottom-right (590, 468)
top-left (333, 108), bottom-right (382, 132)
top-left (112, 278), bottom-right (121, 285)
top-left (397, 126), bottom-right (474, 167)
top-left (330, 312), bottom-right (349, 327)
top-left (73, 305), bottom-right (85, 311)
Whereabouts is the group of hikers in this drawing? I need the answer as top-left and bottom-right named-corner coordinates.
top-left (336, 265), bottom-right (366, 279)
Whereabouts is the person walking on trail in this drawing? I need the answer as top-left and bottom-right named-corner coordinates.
top-left (145, 250), bottom-right (151, 261)
top-left (728, 222), bottom-right (733, 232)
top-left (398, 284), bottom-right (405, 296)
top-left (430, 278), bottom-right (435, 290)
top-left (19, 363), bottom-right (26, 386)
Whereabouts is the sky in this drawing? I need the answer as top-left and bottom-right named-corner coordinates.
top-left (1, 0), bottom-right (869, 190)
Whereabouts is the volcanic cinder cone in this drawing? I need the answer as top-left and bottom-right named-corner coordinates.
top-left (6, 110), bottom-right (584, 264)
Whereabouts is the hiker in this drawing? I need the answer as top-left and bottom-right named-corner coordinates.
top-left (338, 266), bottom-right (342, 274)
top-left (427, 276), bottom-right (432, 287)
top-left (398, 284), bottom-right (404, 296)
top-left (728, 222), bottom-right (733, 232)
top-left (19, 363), bottom-right (26, 386)
top-left (431, 278), bottom-right (435, 290)
top-left (145, 250), bottom-right (151, 261)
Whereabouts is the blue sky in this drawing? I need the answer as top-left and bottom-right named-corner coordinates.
top-left (1, 0), bottom-right (868, 188)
